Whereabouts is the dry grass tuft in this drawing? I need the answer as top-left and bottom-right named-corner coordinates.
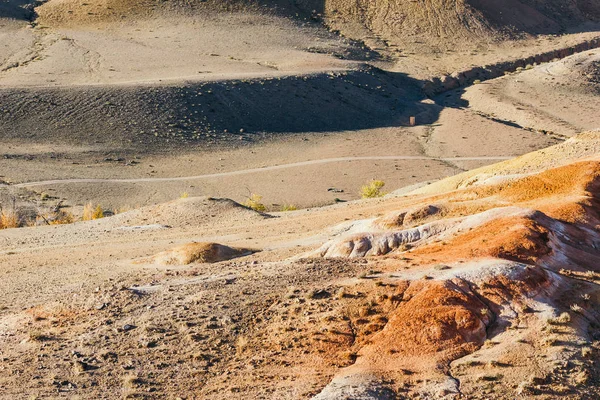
top-left (82, 203), bottom-right (104, 221)
top-left (123, 374), bottom-right (143, 389)
top-left (49, 211), bottom-right (75, 225)
top-left (28, 330), bottom-right (52, 342)
top-left (0, 209), bottom-right (20, 229)
top-left (547, 312), bottom-right (571, 325)
top-left (570, 304), bottom-right (583, 313)
top-left (360, 180), bottom-right (386, 199)
top-left (235, 336), bottom-right (249, 355)
top-left (244, 194), bottom-right (266, 212)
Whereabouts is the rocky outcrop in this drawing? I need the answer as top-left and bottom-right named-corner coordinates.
top-left (313, 146), bottom-right (600, 399)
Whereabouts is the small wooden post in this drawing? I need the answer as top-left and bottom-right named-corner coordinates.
top-left (409, 116), bottom-right (416, 126)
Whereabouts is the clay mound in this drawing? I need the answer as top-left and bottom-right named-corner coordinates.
top-left (413, 214), bottom-right (552, 263)
top-left (376, 203), bottom-right (446, 229)
top-left (315, 281), bottom-right (492, 398)
top-left (469, 160), bottom-right (600, 203)
top-left (313, 150), bottom-right (600, 397)
top-left (317, 206), bottom-right (540, 258)
top-left (314, 257), bottom-right (559, 398)
top-left (106, 196), bottom-right (267, 229)
top-left (317, 215), bottom-right (460, 258)
top-left (365, 280), bottom-right (491, 359)
top-left (318, 160), bottom-right (600, 259)
top-left (151, 242), bottom-right (254, 265)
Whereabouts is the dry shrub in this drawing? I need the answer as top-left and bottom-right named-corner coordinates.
top-left (582, 347), bottom-right (593, 358)
top-left (243, 194), bottom-right (266, 212)
top-left (50, 211), bottom-right (75, 225)
top-left (547, 312), bottom-right (571, 325)
top-left (0, 209), bottom-right (20, 229)
top-left (92, 205), bottom-right (105, 219)
top-left (360, 180), bottom-right (386, 199)
top-left (37, 210), bottom-right (75, 226)
top-left (82, 203), bottom-right (104, 221)
top-left (27, 304), bottom-right (77, 324)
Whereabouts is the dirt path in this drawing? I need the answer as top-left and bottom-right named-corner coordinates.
top-left (5, 155), bottom-right (511, 188)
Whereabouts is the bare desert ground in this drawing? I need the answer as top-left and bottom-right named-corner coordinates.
top-left (1, 0), bottom-right (599, 211)
top-left (1, 0), bottom-right (600, 399)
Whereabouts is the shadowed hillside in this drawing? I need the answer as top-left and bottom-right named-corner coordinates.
top-left (0, 0), bottom-right (36, 20)
top-left (0, 67), bottom-right (435, 150)
top-left (36, 0), bottom-right (600, 47)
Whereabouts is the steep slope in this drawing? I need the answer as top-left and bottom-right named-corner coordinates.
top-left (313, 133), bottom-right (600, 397)
top-left (323, 0), bottom-right (600, 49)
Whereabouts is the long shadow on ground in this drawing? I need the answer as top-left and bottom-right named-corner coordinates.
top-left (0, 66), bottom-right (446, 151)
top-left (0, 0), bottom-right (36, 20)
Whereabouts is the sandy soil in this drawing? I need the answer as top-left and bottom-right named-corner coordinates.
top-left (1, 134), bottom-right (599, 399)
top-left (1, 126), bottom-right (510, 210)
top-left (2, 47), bottom-right (596, 211)
top-left (461, 49), bottom-right (600, 138)
top-left (0, 1), bottom-right (599, 212)
top-left (0, 0), bottom-right (600, 398)
top-left (0, 15), bottom-right (362, 88)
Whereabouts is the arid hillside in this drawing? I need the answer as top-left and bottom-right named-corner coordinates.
top-left (312, 133), bottom-right (600, 398)
top-left (35, 0), bottom-right (600, 50)
top-left (324, 0), bottom-right (600, 43)
top-left (36, 0), bottom-right (600, 34)
top-left (1, 132), bottom-right (599, 399)
top-left (0, 2), bottom-right (600, 397)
